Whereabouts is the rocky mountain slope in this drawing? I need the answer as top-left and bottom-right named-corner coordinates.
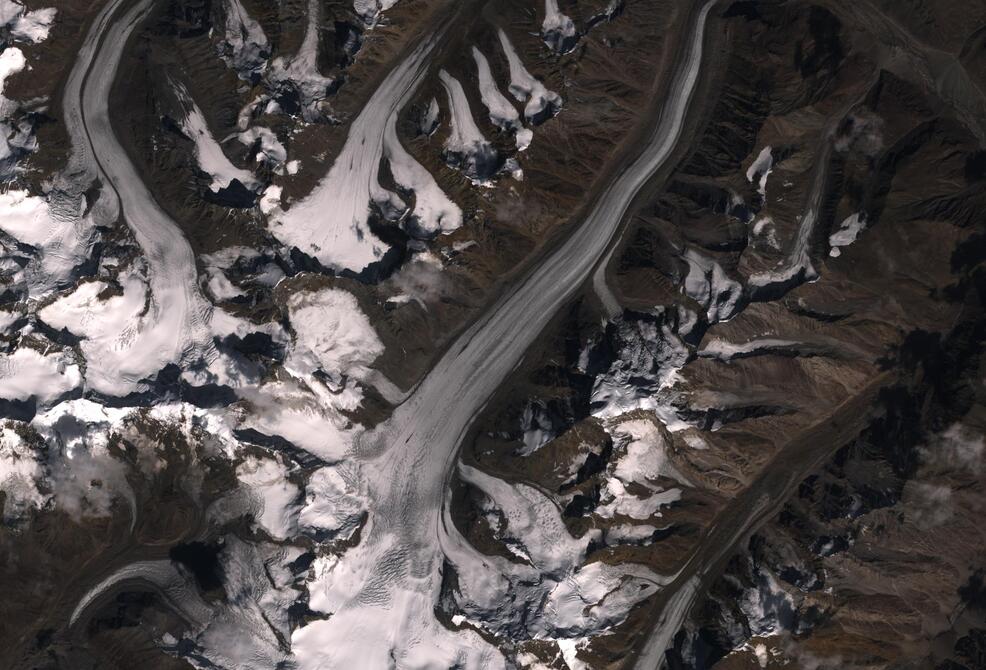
top-left (0, 0), bottom-right (983, 669)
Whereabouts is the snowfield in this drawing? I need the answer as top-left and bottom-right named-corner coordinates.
top-left (0, 347), bottom-right (81, 402)
top-left (236, 456), bottom-right (301, 540)
top-left (284, 287), bottom-right (384, 384)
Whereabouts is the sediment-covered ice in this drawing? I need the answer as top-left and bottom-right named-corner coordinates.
top-left (751, 215), bottom-right (780, 249)
top-left (184, 539), bottom-right (301, 669)
top-left (460, 463), bottom-right (594, 575)
top-left (71, 559), bottom-right (214, 628)
top-left (72, 541), bottom-right (301, 670)
top-left (445, 464), bottom-right (668, 647)
top-left (586, 0), bottom-right (624, 29)
top-left (747, 209), bottom-right (818, 293)
top-left (518, 398), bottom-right (557, 455)
top-left (747, 147), bottom-right (830, 294)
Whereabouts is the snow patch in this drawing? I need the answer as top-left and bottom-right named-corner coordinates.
top-left (828, 212), bottom-right (866, 256)
top-left (418, 96), bottom-right (440, 136)
top-left (746, 146), bottom-right (773, 197)
top-left (238, 126), bottom-right (287, 165)
top-left (259, 184), bottom-right (282, 215)
top-left (592, 418), bottom-right (688, 520)
top-left (698, 337), bottom-right (800, 361)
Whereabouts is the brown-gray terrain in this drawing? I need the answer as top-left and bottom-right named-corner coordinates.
top-left (0, 0), bottom-right (983, 669)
